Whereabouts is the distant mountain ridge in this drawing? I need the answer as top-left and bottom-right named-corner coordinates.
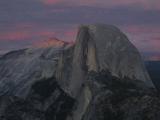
top-left (145, 61), bottom-right (160, 90)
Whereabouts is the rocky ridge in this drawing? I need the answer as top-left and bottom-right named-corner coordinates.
top-left (0, 24), bottom-right (159, 120)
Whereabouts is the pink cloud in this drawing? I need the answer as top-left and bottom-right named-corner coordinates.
top-left (36, 31), bottom-right (56, 37)
top-left (0, 23), bottom-right (39, 41)
top-left (148, 56), bottom-right (160, 61)
top-left (152, 37), bottom-right (160, 41)
top-left (0, 30), bottom-right (56, 41)
top-left (123, 25), bottom-right (160, 34)
top-left (0, 22), bottom-right (76, 42)
top-left (0, 31), bottom-right (30, 41)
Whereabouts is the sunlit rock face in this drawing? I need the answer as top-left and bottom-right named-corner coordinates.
top-left (0, 24), bottom-right (158, 120)
top-left (33, 37), bottom-right (68, 48)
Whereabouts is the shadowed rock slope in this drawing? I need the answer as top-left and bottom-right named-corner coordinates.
top-left (0, 24), bottom-right (159, 120)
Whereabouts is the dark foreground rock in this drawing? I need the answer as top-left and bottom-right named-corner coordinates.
top-left (0, 24), bottom-right (159, 120)
top-left (0, 72), bottom-right (159, 120)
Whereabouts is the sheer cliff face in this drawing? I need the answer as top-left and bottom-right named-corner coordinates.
top-left (72, 24), bottom-right (154, 88)
top-left (58, 24), bottom-right (154, 97)
top-left (0, 24), bottom-right (157, 120)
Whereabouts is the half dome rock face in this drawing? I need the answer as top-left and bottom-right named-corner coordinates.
top-left (71, 24), bottom-right (154, 89)
top-left (55, 24), bottom-right (156, 120)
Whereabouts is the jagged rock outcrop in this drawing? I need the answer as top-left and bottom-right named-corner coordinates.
top-left (0, 24), bottom-right (158, 120)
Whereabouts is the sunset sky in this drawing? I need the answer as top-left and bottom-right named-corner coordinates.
top-left (0, 0), bottom-right (159, 60)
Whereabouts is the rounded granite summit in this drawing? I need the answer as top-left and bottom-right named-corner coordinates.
top-left (73, 24), bottom-right (155, 88)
